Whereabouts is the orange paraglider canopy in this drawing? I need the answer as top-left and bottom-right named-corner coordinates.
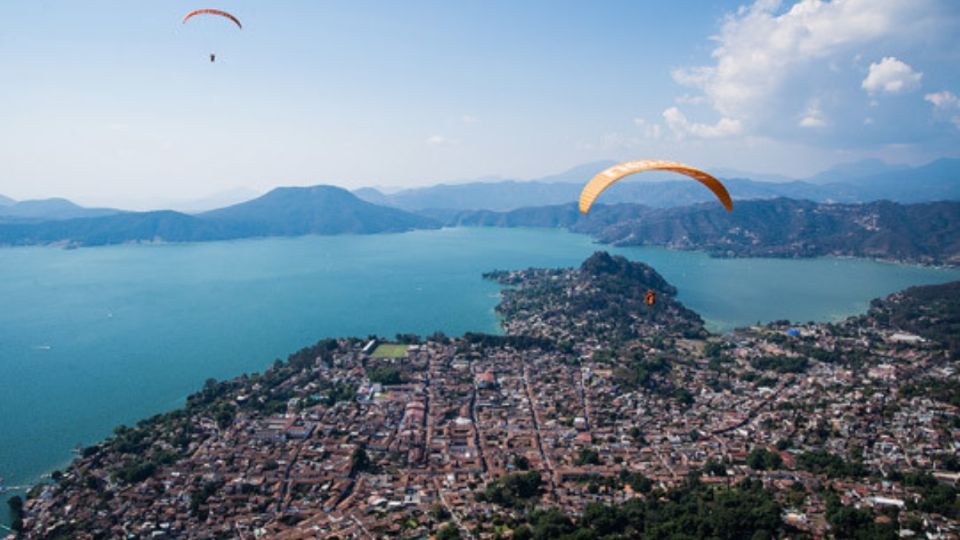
top-left (182, 8), bottom-right (242, 29)
top-left (579, 160), bottom-right (733, 214)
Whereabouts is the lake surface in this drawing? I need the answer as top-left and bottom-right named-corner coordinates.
top-left (1, 227), bottom-right (958, 523)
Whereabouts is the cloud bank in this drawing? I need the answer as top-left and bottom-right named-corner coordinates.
top-left (658, 0), bottom-right (950, 145)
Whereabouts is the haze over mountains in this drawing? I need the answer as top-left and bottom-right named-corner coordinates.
top-left (0, 198), bottom-right (120, 223)
top-left (2, 158), bottom-right (958, 221)
top-left (354, 158), bottom-right (960, 212)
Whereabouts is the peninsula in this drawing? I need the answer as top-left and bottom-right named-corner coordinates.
top-left (12, 253), bottom-right (959, 539)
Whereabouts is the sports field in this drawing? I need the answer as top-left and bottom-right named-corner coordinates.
top-left (370, 343), bottom-right (408, 359)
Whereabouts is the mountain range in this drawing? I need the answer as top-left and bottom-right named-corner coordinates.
top-left (353, 158), bottom-right (960, 211)
top-left (2, 157), bottom-right (957, 221)
top-left (0, 158), bottom-right (957, 264)
top-left (442, 199), bottom-right (960, 266)
top-left (0, 186), bottom-right (437, 247)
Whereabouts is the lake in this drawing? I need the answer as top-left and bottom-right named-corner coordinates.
top-left (1, 227), bottom-right (958, 523)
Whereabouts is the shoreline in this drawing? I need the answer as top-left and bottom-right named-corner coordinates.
top-left (0, 221), bottom-right (956, 269)
top-left (3, 235), bottom-right (958, 529)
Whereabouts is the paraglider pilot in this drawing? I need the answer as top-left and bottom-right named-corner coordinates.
top-left (645, 290), bottom-right (657, 307)
top-left (210, 53), bottom-right (216, 63)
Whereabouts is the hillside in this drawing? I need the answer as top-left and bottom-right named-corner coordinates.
top-left (589, 199), bottom-right (960, 265)
top-left (441, 199), bottom-right (960, 266)
top-left (0, 211), bottom-right (231, 247)
top-left (865, 280), bottom-right (960, 357)
top-left (200, 185), bottom-right (437, 236)
top-left (0, 194), bottom-right (14, 206)
top-left (0, 186), bottom-right (438, 247)
top-left (488, 251), bottom-right (706, 345)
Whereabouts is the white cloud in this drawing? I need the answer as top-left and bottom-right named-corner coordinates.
top-left (671, 0), bottom-right (936, 134)
top-left (632, 117), bottom-right (663, 139)
top-left (461, 115), bottom-right (479, 125)
top-left (861, 57), bottom-right (922, 94)
top-left (924, 90), bottom-right (960, 129)
top-left (925, 90), bottom-right (958, 109)
top-left (798, 100), bottom-right (827, 127)
top-left (662, 107), bottom-right (743, 139)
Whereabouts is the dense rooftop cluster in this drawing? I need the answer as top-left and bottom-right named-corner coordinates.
top-left (12, 252), bottom-right (960, 539)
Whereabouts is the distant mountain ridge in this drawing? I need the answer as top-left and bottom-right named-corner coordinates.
top-left (0, 194), bottom-right (14, 207)
top-left (0, 186), bottom-right (437, 247)
top-left (354, 158), bottom-right (960, 212)
top-left (0, 198), bottom-right (120, 222)
top-left (803, 158), bottom-right (911, 185)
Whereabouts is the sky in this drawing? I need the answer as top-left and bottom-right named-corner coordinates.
top-left (1, 0), bottom-right (959, 208)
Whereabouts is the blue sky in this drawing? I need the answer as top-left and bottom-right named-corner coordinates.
top-left (1, 0), bottom-right (958, 208)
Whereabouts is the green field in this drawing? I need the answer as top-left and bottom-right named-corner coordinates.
top-left (370, 343), bottom-right (408, 359)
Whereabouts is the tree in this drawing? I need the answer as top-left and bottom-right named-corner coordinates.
top-left (531, 508), bottom-right (575, 540)
top-left (367, 366), bottom-right (403, 385)
top-left (580, 503), bottom-right (628, 536)
top-left (436, 523), bottom-right (461, 540)
top-left (747, 448), bottom-right (782, 471)
top-left (513, 455), bottom-right (531, 471)
top-left (705, 459), bottom-right (727, 477)
top-left (7, 495), bottom-right (24, 532)
top-left (430, 503), bottom-right (450, 522)
top-left (351, 446), bottom-right (372, 474)
top-left (482, 471), bottom-right (543, 508)
top-left (575, 448), bottom-right (601, 466)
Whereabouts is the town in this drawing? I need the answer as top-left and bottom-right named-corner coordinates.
top-left (12, 253), bottom-right (959, 539)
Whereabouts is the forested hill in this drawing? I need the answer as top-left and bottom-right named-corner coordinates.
top-left (486, 251), bottom-right (707, 345)
top-left (865, 280), bottom-right (960, 357)
top-left (443, 199), bottom-right (960, 266)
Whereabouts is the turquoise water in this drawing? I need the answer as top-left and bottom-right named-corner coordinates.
top-left (1, 227), bottom-right (958, 523)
